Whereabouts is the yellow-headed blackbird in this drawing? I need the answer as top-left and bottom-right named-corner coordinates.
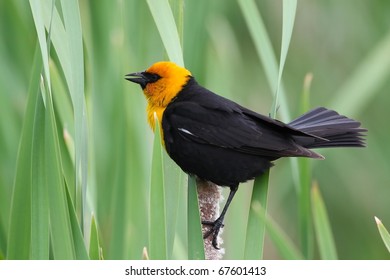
top-left (126, 61), bottom-right (366, 249)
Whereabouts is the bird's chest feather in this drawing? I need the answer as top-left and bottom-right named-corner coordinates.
top-left (147, 103), bottom-right (166, 147)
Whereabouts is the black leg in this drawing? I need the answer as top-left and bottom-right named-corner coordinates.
top-left (202, 185), bottom-right (239, 249)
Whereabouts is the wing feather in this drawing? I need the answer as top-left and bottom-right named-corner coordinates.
top-left (163, 87), bottom-right (321, 158)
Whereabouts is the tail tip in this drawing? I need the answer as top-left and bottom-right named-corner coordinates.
top-left (313, 152), bottom-right (325, 160)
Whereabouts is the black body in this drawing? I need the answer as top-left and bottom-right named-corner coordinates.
top-left (162, 77), bottom-right (366, 188)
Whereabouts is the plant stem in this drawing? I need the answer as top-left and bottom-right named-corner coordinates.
top-left (196, 178), bottom-right (224, 260)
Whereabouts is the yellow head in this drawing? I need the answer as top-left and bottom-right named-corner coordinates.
top-left (126, 61), bottom-right (192, 130)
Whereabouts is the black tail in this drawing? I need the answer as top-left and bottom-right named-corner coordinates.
top-left (288, 107), bottom-right (367, 149)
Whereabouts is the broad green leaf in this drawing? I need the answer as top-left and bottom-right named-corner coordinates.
top-left (44, 76), bottom-right (75, 259)
top-left (51, 62), bottom-right (76, 202)
top-left (54, 100), bottom-right (86, 259)
top-left (29, 0), bottom-right (51, 104)
top-left (146, 0), bottom-right (184, 66)
top-left (31, 81), bottom-right (49, 260)
top-left (41, 1), bottom-right (71, 90)
top-left (244, 171), bottom-right (269, 259)
top-left (187, 176), bottom-right (205, 260)
top-left (149, 115), bottom-right (167, 260)
top-left (60, 0), bottom-right (88, 231)
top-left (272, 0), bottom-right (297, 117)
top-left (311, 183), bottom-right (338, 260)
top-left (108, 105), bottom-right (138, 259)
top-left (375, 217), bottom-right (390, 254)
top-left (164, 153), bottom-right (185, 259)
top-left (168, 0), bottom-right (184, 47)
top-left (297, 74), bottom-right (314, 259)
top-left (7, 47), bottom-right (42, 259)
top-left (28, 0), bottom-right (54, 260)
top-left (297, 157), bottom-right (313, 259)
top-left (64, 185), bottom-right (89, 260)
top-left (89, 215), bottom-right (101, 260)
top-left (0, 219), bottom-right (5, 259)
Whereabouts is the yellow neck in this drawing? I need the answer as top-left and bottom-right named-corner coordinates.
top-left (147, 104), bottom-right (167, 148)
top-left (147, 103), bottom-right (165, 131)
top-left (142, 62), bottom-right (192, 145)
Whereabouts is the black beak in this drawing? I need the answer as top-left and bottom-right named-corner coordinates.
top-left (125, 72), bottom-right (148, 89)
top-left (125, 71), bottom-right (161, 89)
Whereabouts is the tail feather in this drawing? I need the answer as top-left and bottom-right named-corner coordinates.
top-left (289, 107), bottom-right (367, 149)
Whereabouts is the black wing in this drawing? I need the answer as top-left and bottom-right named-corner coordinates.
top-left (162, 80), bottom-right (322, 159)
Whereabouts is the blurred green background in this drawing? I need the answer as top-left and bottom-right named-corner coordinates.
top-left (0, 0), bottom-right (389, 259)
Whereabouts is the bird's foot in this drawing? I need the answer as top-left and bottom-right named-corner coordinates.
top-left (202, 218), bottom-right (224, 250)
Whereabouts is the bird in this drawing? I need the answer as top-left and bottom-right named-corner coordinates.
top-left (125, 61), bottom-right (366, 249)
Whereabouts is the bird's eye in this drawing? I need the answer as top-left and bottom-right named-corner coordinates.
top-left (144, 72), bottom-right (161, 83)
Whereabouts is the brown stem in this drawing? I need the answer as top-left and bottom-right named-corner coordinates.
top-left (196, 178), bottom-right (224, 260)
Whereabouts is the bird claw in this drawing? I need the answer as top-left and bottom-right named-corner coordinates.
top-left (202, 218), bottom-right (224, 250)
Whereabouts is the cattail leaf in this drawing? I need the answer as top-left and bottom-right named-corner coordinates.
top-left (89, 214), bottom-right (101, 260)
top-left (149, 115), bottom-right (167, 259)
top-left (7, 47), bottom-right (42, 259)
top-left (31, 79), bottom-right (49, 260)
top-left (187, 176), bottom-right (205, 260)
top-left (60, 0), bottom-right (88, 230)
top-left (375, 217), bottom-right (390, 253)
top-left (244, 171), bottom-right (269, 259)
top-left (311, 183), bottom-right (338, 260)
top-left (146, 0), bottom-right (184, 66)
